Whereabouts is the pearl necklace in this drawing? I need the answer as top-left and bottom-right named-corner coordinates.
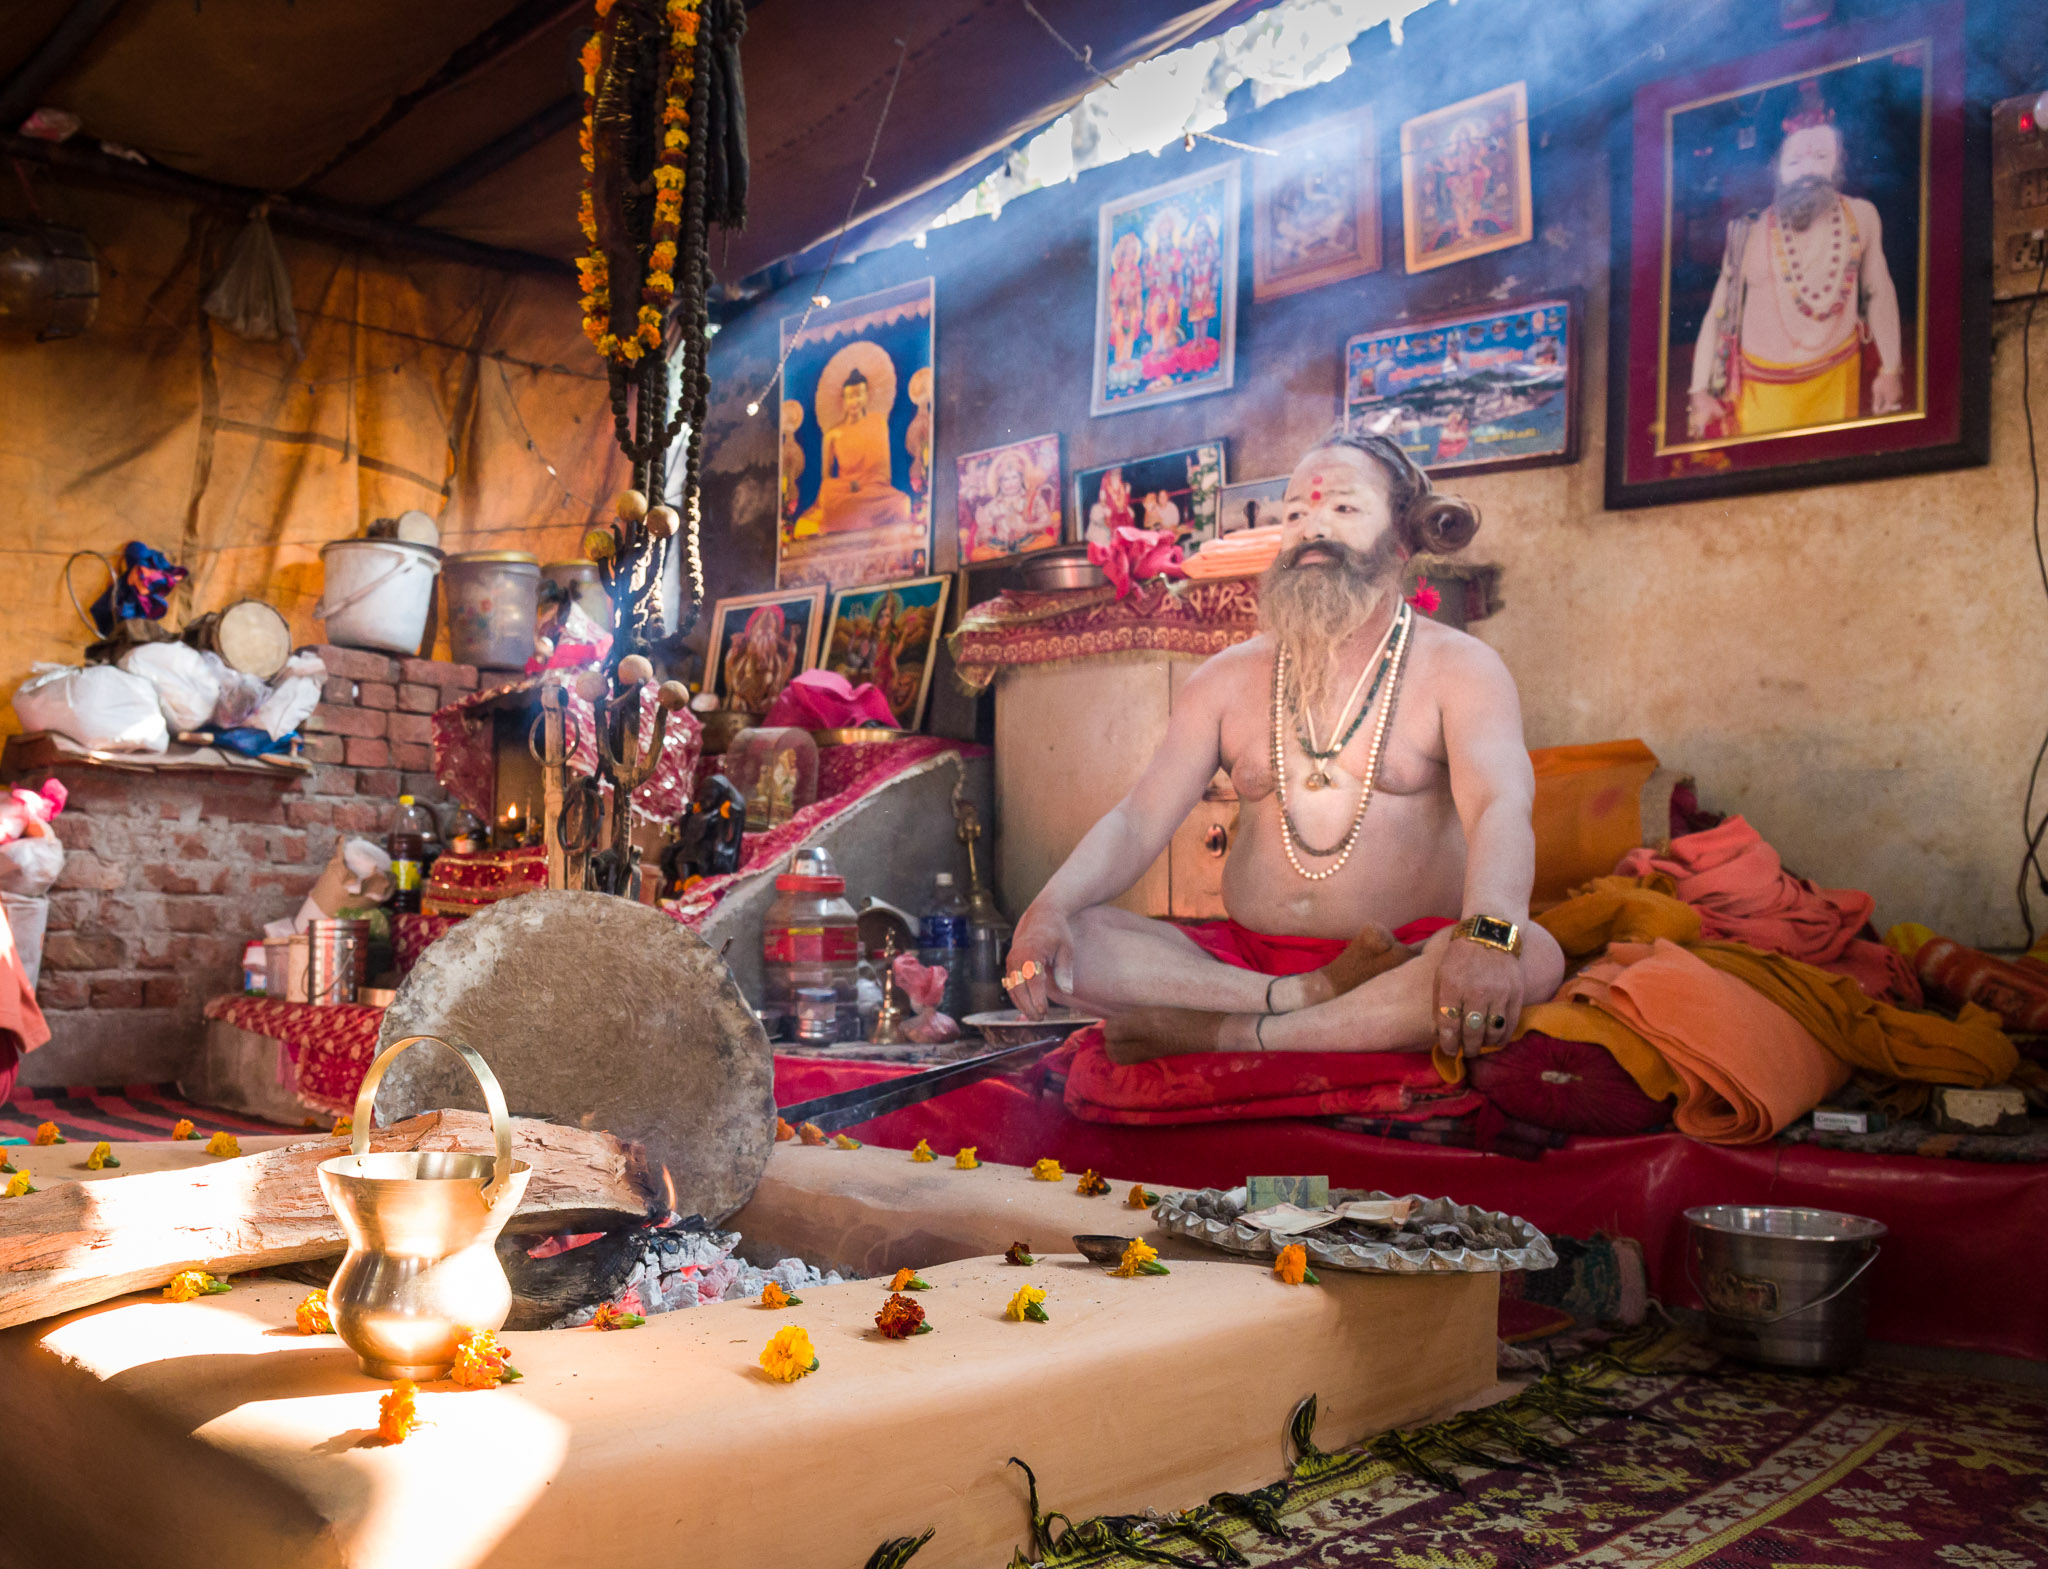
top-left (1270, 605), bottom-right (1414, 881)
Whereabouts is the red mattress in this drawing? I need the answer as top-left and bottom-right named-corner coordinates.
top-left (774, 1056), bottom-right (2048, 1364)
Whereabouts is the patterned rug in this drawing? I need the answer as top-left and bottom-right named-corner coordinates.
top-left (1, 1084), bottom-right (309, 1142)
top-left (991, 1329), bottom-right (2048, 1569)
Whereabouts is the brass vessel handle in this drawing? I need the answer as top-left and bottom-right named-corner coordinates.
top-left (350, 1034), bottom-right (517, 1208)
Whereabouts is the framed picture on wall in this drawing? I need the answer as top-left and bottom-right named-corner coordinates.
top-left (703, 586), bottom-right (827, 717)
top-left (1074, 443), bottom-right (1226, 551)
top-left (1344, 295), bottom-right (1579, 476)
top-left (775, 278), bottom-right (935, 590)
top-left (1218, 476), bottom-right (1288, 534)
top-left (1090, 164), bottom-right (1240, 417)
top-left (1605, 0), bottom-right (1985, 508)
top-left (955, 434), bottom-right (1063, 566)
top-left (820, 575), bottom-right (952, 732)
top-left (1399, 82), bottom-right (1533, 274)
top-left (1253, 106), bottom-right (1381, 301)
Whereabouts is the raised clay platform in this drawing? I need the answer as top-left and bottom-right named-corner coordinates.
top-left (0, 1141), bottom-right (1499, 1569)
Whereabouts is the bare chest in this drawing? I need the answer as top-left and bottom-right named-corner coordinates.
top-left (1220, 649), bottom-right (1446, 804)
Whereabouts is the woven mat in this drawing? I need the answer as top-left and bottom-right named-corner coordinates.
top-left (2, 1083), bottom-right (310, 1142)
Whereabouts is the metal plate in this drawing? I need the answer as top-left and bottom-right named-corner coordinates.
top-left (1153, 1186), bottom-right (1557, 1275)
top-left (379, 891), bottom-right (775, 1223)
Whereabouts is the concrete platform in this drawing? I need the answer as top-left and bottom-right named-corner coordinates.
top-left (0, 1143), bottom-right (1500, 1569)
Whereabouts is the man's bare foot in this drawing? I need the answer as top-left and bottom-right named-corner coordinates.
top-left (1102, 1007), bottom-right (1234, 1065)
top-left (1273, 924), bottom-right (1411, 1012)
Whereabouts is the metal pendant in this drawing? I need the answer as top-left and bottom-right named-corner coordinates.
top-left (1304, 769), bottom-right (1329, 792)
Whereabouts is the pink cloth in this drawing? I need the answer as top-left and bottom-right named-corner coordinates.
top-left (763, 669), bottom-right (899, 732)
top-left (1615, 816), bottom-right (1919, 1005)
top-left (0, 779), bottom-right (65, 845)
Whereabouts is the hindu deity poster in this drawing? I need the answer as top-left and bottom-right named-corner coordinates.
top-left (820, 575), bottom-right (951, 732)
top-left (1074, 442), bottom-right (1226, 550)
top-left (702, 586), bottom-right (826, 716)
top-left (955, 435), bottom-right (1063, 565)
top-left (1399, 82), bottom-right (1533, 274)
top-left (1090, 164), bottom-right (1240, 417)
top-left (1344, 297), bottom-right (1578, 476)
top-left (777, 278), bottom-right (935, 590)
top-left (1254, 106), bottom-right (1381, 301)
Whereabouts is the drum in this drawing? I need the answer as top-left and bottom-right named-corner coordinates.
top-left (185, 598), bottom-right (292, 681)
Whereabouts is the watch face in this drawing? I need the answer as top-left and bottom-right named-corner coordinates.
top-left (1471, 916), bottom-right (1515, 946)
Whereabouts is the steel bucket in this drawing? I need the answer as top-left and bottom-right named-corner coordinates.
top-left (317, 1035), bottom-right (531, 1379)
top-left (1685, 1204), bottom-right (1885, 1371)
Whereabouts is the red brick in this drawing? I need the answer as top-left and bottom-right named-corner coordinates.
top-left (238, 830), bottom-right (271, 859)
top-left (55, 852), bottom-right (126, 892)
top-left (305, 703), bottom-right (387, 739)
top-left (177, 832), bottom-right (212, 860)
top-left (396, 683), bottom-right (440, 713)
top-left (285, 800), bottom-right (333, 828)
top-left (357, 681), bottom-right (398, 711)
top-left (36, 973), bottom-right (89, 1010)
top-left (143, 976), bottom-right (185, 1009)
top-left (437, 687), bottom-right (471, 713)
top-left (90, 977), bottom-right (146, 1009)
top-left (45, 891), bottom-right (95, 931)
top-left (356, 768), bottom-right (401, 799)
top-left (393, 741), bottom-right (435, 772)
top-left (322, 675), bottom-right (359, 705)
top-left (333, 801), bottom-right (390, 834)
top-left (165, 899), bottom-right (222, 933)
top-left (311, 645), bottom-right (400, 683)
top-left (388, 711), bottom-right (434, 745)
top-left (300, 733), bottom-right (345, 765)
top-left (275, 834), bottom-right (309, 864)
top-left (344, 737), bottom-right (390, 768)
top-left (401, 773), bottom-right (446, 804)
top-left (400, 657), bottom-right (478, 692)
top-left (310, 765), bottom-right (357, 797)
top-left (143, 863), bottom-right (231, 895)
top-left (42, 933), bottom-right (125, 970)
top-left (198, 789), bottom-right (287, 825)
top-left (250, 869), bottom-right (318, 898)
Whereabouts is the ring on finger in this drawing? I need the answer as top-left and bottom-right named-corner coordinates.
top-left (1490, 1014), bottom-right (1507, 1032)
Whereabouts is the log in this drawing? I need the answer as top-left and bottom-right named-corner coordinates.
top-left (0, 1111), bottom-right (659, 1332)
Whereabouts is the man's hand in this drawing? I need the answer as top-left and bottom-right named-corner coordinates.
top-left (1004, 906), bottom-right (1076, 1019)
top-left (1871, 370), bottom-right (1904, 415)
top-left (1432, 938), bottom-right (1524, 1058)
top-left (1686, 391), bottom-right (1726, 440)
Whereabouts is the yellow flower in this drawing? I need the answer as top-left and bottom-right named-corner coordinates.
top-left (1126, 1183), bottom-right (1158, 1209)
top-left (652, 166), bottom-right (685, 190)
top-left (1075, 1169), bottom-right (1110, 1196)
top-left (831, 1132), bottom-right (861, 1150)
top-left (954, 1146), bottom-right (980, 1169)
top-left (450, 1327), bottom-right (520, 1388)
top-left (33, 1122), bottom-right (63, 1146)
top-left (663, 96), bottom-right (688, 124)
top-left (664, 127), bottom-right (688, 150)
top-left (1004, 1284), bottom-right (1049, 1323)
top-left (331, 1116), bottom-right (352, 1138)
top-left (164, 1270), bottom-right (228, 1302)
top-left (591, 1301), bottom-right (646, 1331)
top-left (579, 34), bottom-right (603, 76)
top-left (651, 240), bottom-right (677, 267)
top-left (171, 1119), bottom-right (195, 1141)
top-left (295, 1289), bottom-right (333, 1335)
top-left (759, 1325), bottom-right (818, 1381)
top-left (1031, 1158), bottom-right (1063, 1182)
top-left (377, 1380), bottom-right (419, 1445)
top-left (889, 1267), bottom-right (933, 1291)
top-left (759, 1281), bottom-right (799, 1308)
top-left (910, 1139), bottom-right (934, 1163)
top-left (4, 1170), bottom-right (33, 1198)
top-left (1110, 1239), bottom-right (1168, 1278)
top-left (204, 1132), bottom-right (240, 1158)
top-left (85, 1142), bottom-right (118, 1170)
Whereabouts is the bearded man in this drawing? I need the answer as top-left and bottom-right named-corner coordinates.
top-left (1686, 100), bottom-right (1904, 440)
top-left (1004, 428), bottom-right (1565, 1062)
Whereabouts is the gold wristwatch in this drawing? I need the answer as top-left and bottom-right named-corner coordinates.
top-left (1451, 914), bottom-right (1522, 956)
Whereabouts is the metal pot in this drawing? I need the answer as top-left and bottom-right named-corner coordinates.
top-left (317, 1036), bottom-right (532, 1379)
top-left (1684, 1204), bottom-right (1885, 1371)
top-left (1016, 545), bottom-right (1109, 591)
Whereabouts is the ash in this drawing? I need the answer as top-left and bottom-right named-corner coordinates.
top-left (547, 1214), bottom-right (848, 1329)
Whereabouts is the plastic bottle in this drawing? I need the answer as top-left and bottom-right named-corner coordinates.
top-left (918, 871), bottom-right (970, 1020)
top-left (760, 845), bottom-right (860, 1042)
top-left (388, 795), bottom-right (436, 915)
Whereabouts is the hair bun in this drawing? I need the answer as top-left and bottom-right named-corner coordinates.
top-left (1406, 492), bottom-right (1480, 555)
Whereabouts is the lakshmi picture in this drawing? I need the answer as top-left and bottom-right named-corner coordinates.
top-left (1254, 106), bottom-right (1380, 301)
top-left (1399, 82), bottom-right (1533, 274)
top-left (776, 278), bottom-right (935, 590)
top-left (955, 434), bottom-right (1063, 565)
top-left (1090, 164), bottom-right (1240, 417)
top-left (820, 575), bottom-right (951, 732)
top-left (702, 586), bottom-right (826, 716)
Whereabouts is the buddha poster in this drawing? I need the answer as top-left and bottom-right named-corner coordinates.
top-left (776, 278), bottom-right (935, 590)
top-left (1090, 164), bottom-right (1239, 417)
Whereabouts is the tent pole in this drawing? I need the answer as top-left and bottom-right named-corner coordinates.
top-left (0, 0), bottom-right (129, 128)
top-left (381, 95), bottom-right (582, 224)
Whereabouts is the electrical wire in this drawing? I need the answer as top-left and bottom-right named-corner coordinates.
top-left (2013, 240), bottom-right (2048, 943)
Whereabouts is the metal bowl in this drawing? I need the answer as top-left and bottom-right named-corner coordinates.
top-left (1073, 1234), bottom-right (1135, 1265)
top-left (964, 1008), bottom-right (1099, 1047)
top-left (1017, 546), bottom-right (1108, 591)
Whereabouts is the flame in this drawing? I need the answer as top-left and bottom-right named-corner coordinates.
top-left (660, 1163), bottom-right (677, 1219)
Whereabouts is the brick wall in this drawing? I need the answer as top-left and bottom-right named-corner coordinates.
top-left (5, 647), bottom-right (478, 1084)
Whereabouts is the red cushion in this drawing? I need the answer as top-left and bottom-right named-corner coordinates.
top-left (1467, 1033), bottom-right (1673, 1136)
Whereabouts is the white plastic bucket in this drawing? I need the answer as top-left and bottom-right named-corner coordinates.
top-left (316, 539), bottom-right (442, 654)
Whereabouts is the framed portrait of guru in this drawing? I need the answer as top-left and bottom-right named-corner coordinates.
top-left (1604, 0), bottom-right (1987, 509)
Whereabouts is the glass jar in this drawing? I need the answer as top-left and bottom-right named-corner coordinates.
top-left (725, 726), bottom-right (819, 832)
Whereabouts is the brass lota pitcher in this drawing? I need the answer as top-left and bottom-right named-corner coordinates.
top-left (317, 1034), bottom-right (533, 1379)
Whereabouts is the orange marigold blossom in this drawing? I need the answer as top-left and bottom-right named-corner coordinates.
top-left (1030, 1157), bottom-right (1063, 1182)
top-left (591, 1301), bottom-right (646, 1331)
top-left (874, 1292), bottom-right (928, 1339)
top-left (1075, 1169), bottom-right (1110, 1196)
top-left (332, 1116), bottom-right (352, 1138)
top-left (164, 1270), bottom-right (229, 1302)
top-left (1004, 1284), bottom-right (1049, 1323)
top-left (85, 1142), bottom-right (118, 1170)
top-left (1126, 1184), bottom-right (1159, 1209)
top-left (1110, 1239), bottom-right (1169, 1278)
top-left (377, 1380), bottom-right (420, 1445)
top-left (171, 1119), bottom-right (195, 1140)
top-left (204, 1131), bottom-right (240, 1158)
top-left (831, 1132), bottom-right (861, 1150)
top-left (889, 1267), bottom-right (931, 1292)
top-left (295, 1289), bottom-right (333, 1335)
top-left (1273, 1245), bottom-right (1318, 1286)
top-left (909, 1139), bottom-right (934, 1162)
top-left (798, 1122), bottom-right (827, 1146)
top-left (759, 1325), bottom-right (817, 1381)
top-left (759, 1281), bottom-right (800, 1308)
top-left (450, 1328), bottom-right (521, 1388)
top-left (775, 1117), bottom-right (795, 1142)
top-left (1005, 1241), bottom-right (1035, 1266)
top-left (33, 1122), bottom-right (62, 1146)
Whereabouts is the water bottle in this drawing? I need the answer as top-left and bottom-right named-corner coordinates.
top-left (918, 872), bottom-right (970, 1020)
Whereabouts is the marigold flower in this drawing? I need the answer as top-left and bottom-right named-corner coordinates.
top-left (1005, 1241), bottom-right (1035, 1266)
top-left (759, 1324), bottom-right (818, 1381)
top-left (579, 35), bottom-right (603, 76)
top-left (591, 1301), bottom-right (646, 1331)
top-left (1004, 1284), bottom-right (1049, 1323)
top-left (759, 1280), bottom-right (801, 1308)
top-left (831, 1132), bottom-right (862, 1150)
top-left (798, 1122), bottom-right (827, 1146)
top-left (85, 1142), bottom-right (118, 1170)
top-left (171, 1119), bottom-right (195, 1141)
top-left (296, 1288), bottom-right (333, 1335)
top-left (0, 1148), bottom-right (17, 1172)
top-left (775, 1117), bottom-right (795, 1142)
top-left (331, 1116), bottom-right (352, 1138)
top-left (1075, 1169), bottom-right (1110, 1197)
top-left (4, 1170), bottom-right (33, 1197)
top-left (1110, 1239), bottom-right (1169, 1278)
top-left (954, 1146), bottom-right (980, 1169)
top-left (377, 1380), bottom-right (419, 1445)
top-left (204, 1132), bottom-right (241, 1158)
top-left (1031, 1158), bottom-right (1063, 1182)
top-left (652, 166), bottom-right (685, 190)
top-left (33, 1122), bottom-right (63, 1146)
top-left (874, 1292), bottom-right (929, 1339)
top-left (450, 1327), bottom-right (521, 1387)
top-left (1126, 1184), bottom-right (1159, 1209)
top-left (164, 1270), bottom-right (230, 1302)
top-left (889, 1267), bottom-right (931, 1292)
top-left (910, 1139), bottom-right (934, 1162)
top-left (1273, 1244), bottom-right (1318, 1286)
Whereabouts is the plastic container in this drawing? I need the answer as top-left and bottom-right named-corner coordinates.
top-left (241, 939), bottom-right (268, 993)
top-left (918, 872), bottom-right (970, 1020)
top-left (794, 987), bottom-right (838, 1044)
top-left (316, 539), bottom-right (442, 655)
top-left (760, 845), bottom-right (859, 1042)
top-left (3, 894), bottom-right (47, 990)
top-left (389, 795), bottom-right (436, 915)
top-left (442, 550), bottom-right (541, 670)
top-left (266, 933), bottom-right (310, 1002)
top-left (726, 726), bottom-right (819, 831)
top-left (1684, 1205), bottom-right (1886, 1371)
